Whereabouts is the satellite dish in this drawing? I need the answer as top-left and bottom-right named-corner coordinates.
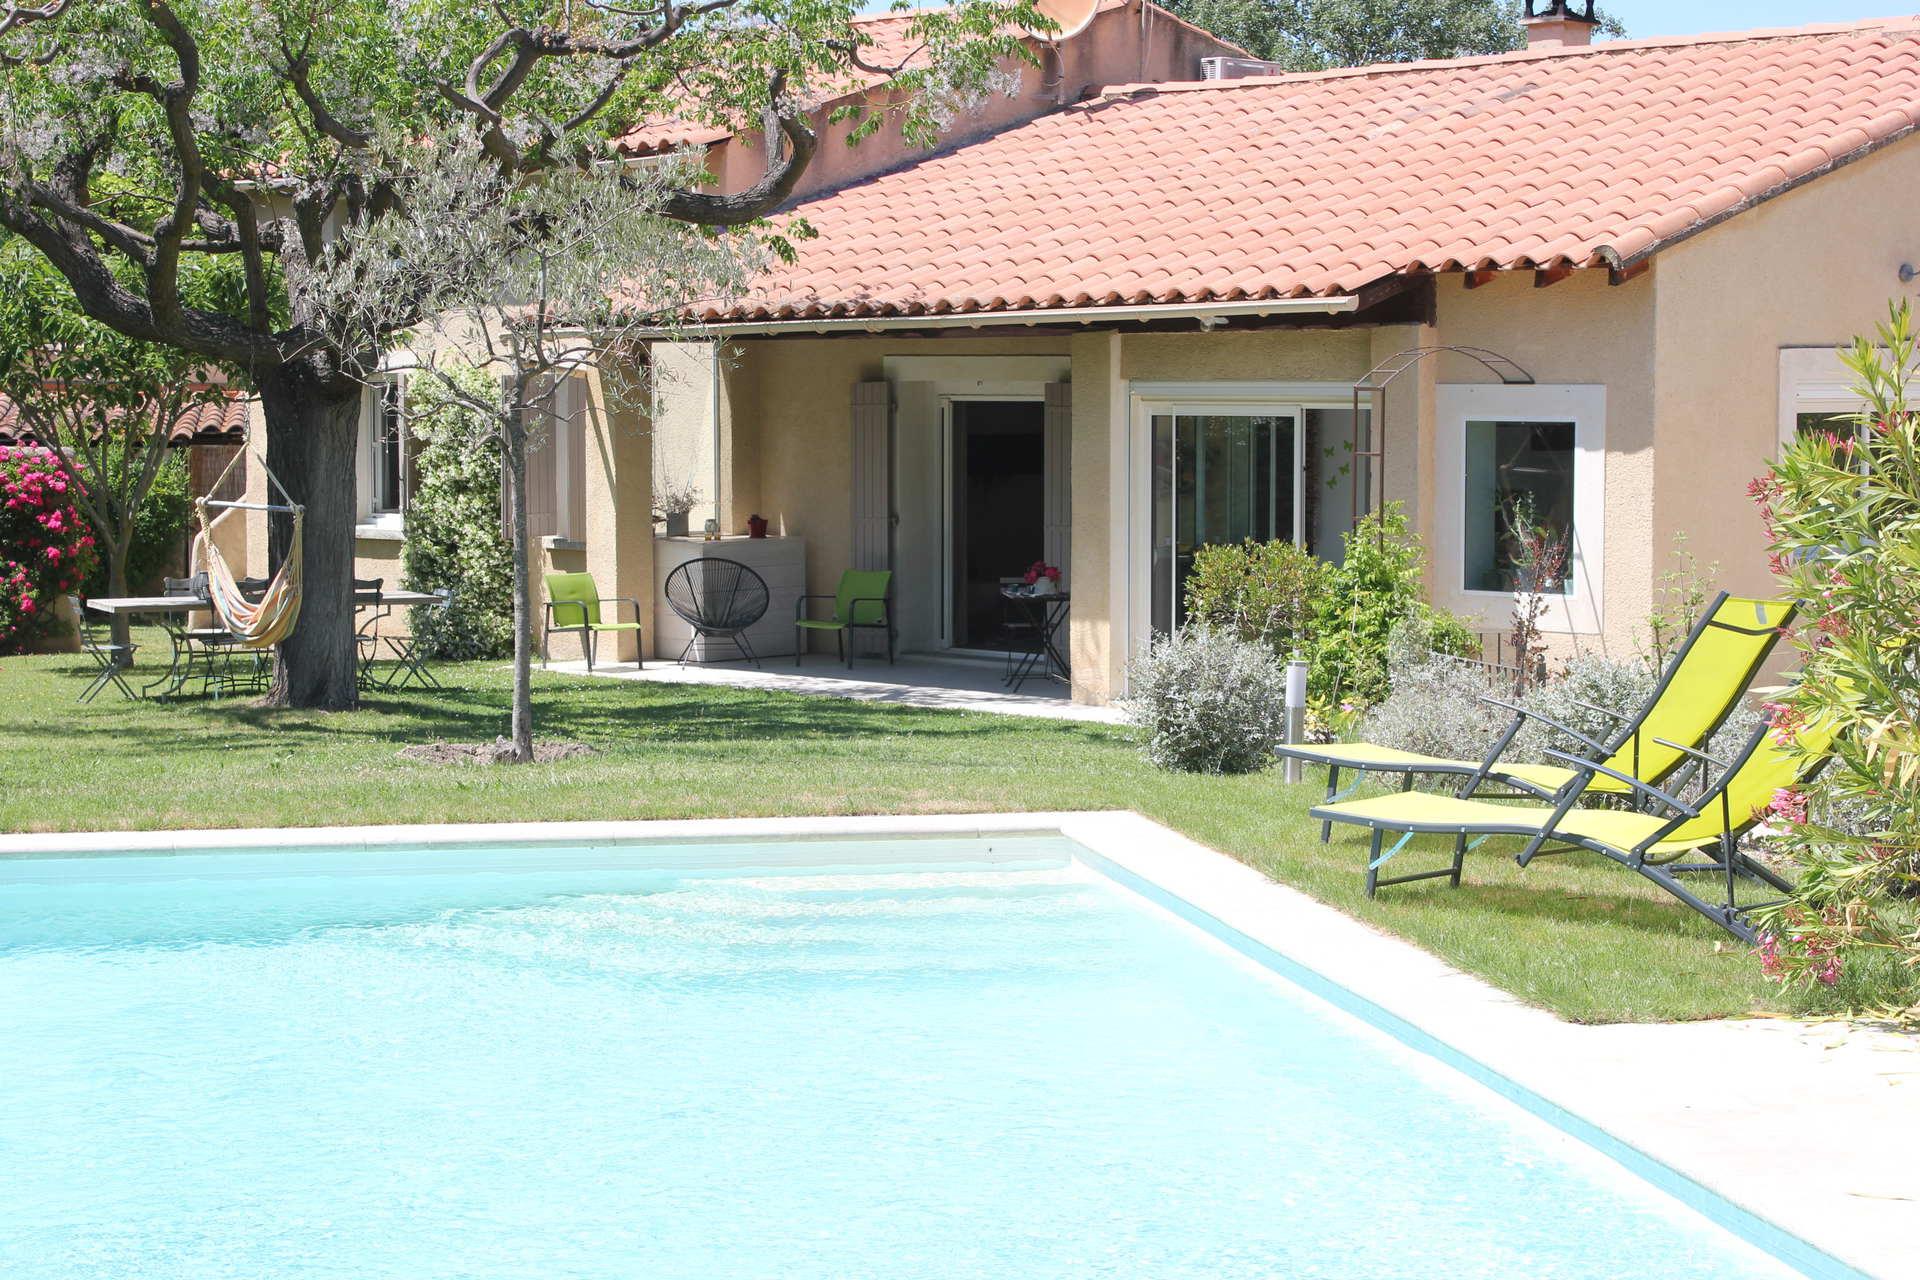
top-left (1024, 0), bottom-right (1100, 42)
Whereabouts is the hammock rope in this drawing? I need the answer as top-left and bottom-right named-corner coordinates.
top-left (190, 446), bottom-right (304, 650)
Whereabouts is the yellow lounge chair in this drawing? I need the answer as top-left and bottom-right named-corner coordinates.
top-left (1311, 711), bottom-right (1836, 942)
top-left (1281, 593), bottom-right (1797, 841)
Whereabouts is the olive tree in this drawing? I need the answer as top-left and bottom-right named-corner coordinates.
top-left (0, 0), bottom-right (1032, 708)
top-left (297, 133), bottom-right (755, 761)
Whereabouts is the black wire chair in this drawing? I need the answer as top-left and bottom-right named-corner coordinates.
top-left (663, 557), bottom-right (770, 667)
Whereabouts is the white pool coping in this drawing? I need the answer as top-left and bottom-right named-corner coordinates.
top-left (3, 810), bottom-right (1913, 1277)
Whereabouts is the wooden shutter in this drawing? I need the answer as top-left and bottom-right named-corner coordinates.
top-left (1044, 381), bottom-right (1072, 586)
top-left (851, 381), bottom-right (892, 572)
top-left (523, 378), bottom-right (558, 543)
top-left (562, 376), bottom-right (586, 542)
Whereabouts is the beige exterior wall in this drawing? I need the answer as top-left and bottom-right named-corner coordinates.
top-left (235, 368), bottom-right (618, 663)
top-left (1068, 330), bottom-right (1119, 701)
top-left (1651, 137), bottom-right (1920, 608)
top-left (708, 3), bottom-right (1238, 201)
top-left (1430, 269), bottom-right (1656, 660)
top-left (683, 325), bottom-right (1384, 703)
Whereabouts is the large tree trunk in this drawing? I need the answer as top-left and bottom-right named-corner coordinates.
top-left (258, 364), bottom-right (362, 710)
top-left (504, 402), bottom-right (534, 763)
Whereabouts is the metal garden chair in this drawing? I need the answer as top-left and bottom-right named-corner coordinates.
top-left (69, 595), bottom-right (137, 703)
top-left (353, 577), bottom-right (387, 692)
top-left (381, 587), bottom-right (452, 690)
top-left (795, 569), bottom-right (893, 667)
top-left (663, 558), bottom-right (770, 666)
top-left (542, 571), bottom-right (643, 671)
top-left (162, 573), bottom-right (244, 697)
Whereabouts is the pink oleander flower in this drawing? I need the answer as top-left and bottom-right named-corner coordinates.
top-left (1769, 788), bottom-right (1808, 825)
top-left (1761, 701), bottom-right (1804, 745)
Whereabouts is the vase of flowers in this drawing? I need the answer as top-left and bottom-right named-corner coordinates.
top-left (1023, 560), bottom-right (1062, 595)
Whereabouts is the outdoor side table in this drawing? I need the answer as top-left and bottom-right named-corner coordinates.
top-left (999, 589), bottom-right (1070, 691)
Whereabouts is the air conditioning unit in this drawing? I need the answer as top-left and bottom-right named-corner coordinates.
top-left (1200, 56), bottom-right (1291, 80)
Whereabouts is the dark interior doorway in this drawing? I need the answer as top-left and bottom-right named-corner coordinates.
top-left (950, 400), bottom-right (1045, 650)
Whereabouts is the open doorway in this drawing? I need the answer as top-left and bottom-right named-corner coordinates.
top-left (949, 400), bottom-right (1045, 650)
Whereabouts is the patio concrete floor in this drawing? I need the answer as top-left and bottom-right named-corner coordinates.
top-left (541, 652), bottom-right (1126, 724)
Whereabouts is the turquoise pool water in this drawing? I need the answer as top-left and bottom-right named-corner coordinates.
top-left (0, 836), bottom-right (1807, 1279)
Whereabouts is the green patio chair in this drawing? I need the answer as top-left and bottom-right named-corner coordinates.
top-left (795, 569), bottom-right (894, 667)
top-left (1278, 592), bottom-right (1797, 841)
top-left (1310, 707), bottom-right (1838, 943)
top-left (542, 571), bottom-right (643, 672)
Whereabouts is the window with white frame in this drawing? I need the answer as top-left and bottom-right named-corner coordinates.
top-left (1435, 384), bottom-right (1605, 635)
top-left (1126, 382), bottom-right (1361, 646)
top-left (355, 374), bottom-right (413, 534)
top-left (1777, 347), bottom-right (1883, 450)
top-left (369, 377), bottom-right (407, 516)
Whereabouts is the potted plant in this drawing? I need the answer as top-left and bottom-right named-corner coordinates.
top-left (1022, 560), bottom-right (1062, 595)
top-left (653, 476), bottom-right (702, 538)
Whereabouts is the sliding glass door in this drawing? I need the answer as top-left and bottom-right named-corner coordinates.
top-left (1149, 409), bottom-right (1303, 634)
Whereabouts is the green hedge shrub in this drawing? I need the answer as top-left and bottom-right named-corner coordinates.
top-left (401, 367), bottom-right (514, 660)
top-left (1184, 502), bottom-right (1478, 709)
top-left (80, 446), bottom-right (191, 597)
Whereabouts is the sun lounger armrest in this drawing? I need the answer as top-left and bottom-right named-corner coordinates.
top-left (1479, 697), bottom-right (1612, 757)
top-left (1570, 698), bottom-right (1633, 724)
top-left (1541, 749), bottom-right (1700, 817)
top-left (1652, 736), bottom-right (1734, 772)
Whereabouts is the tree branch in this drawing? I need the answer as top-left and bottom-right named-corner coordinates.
top-left (283, 49), bottom-right (372, 149)
top-left (658, 71), bottom-right (816, 227)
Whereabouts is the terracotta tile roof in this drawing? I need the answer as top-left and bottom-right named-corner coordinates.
top-left (0, 390), bottom-right (252, 447)
top-left (697, 17), bottom-right (1920, 323)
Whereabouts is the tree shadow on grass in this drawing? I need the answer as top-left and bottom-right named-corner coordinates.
top-left (94, 679), bottom-right (1127, 760)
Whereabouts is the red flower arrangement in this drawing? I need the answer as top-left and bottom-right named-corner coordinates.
top-left (1021, 560), bottom-right (1061, 587)
top-left (1, 445), bottom-right (95, 654)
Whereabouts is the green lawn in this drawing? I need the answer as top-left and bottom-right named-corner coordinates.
top-left (2, 648), bottom-right (1781, 1024)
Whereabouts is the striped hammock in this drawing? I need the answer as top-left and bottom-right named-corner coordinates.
top-left (189, 449), bottom-right (304, 650)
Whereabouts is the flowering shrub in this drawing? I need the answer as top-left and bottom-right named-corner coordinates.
top-left (1125, 625), bottom-right (1288, 774)
top-left (1, 444), bottom-right (94, 653)
top-left (400, 367), bottom-right (514, 660)
top-left (1749, 301), bottom-right (1920, 1017)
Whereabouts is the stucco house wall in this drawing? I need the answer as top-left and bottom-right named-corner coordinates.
top-left (1428, 268), bottom-right (1657, 661)
top-left (1651, 135), bottom-right (1920, 605)
top-left (707, 2), bottom-right (1241, 201)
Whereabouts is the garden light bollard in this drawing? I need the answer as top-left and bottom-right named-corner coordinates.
top-left (1283, 656), bottom-right (1309, 784)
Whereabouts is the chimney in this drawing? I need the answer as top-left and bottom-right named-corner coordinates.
top-left (1521, 1), bottom-right (1598, 50)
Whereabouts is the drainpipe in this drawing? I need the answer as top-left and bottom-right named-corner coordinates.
top-left (709, 340), bottom-right (723, 536)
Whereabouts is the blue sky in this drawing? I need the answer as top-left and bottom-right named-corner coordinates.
top-left (1604, 1), bottom-right (1904, 35)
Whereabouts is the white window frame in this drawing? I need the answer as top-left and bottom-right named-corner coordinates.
top-left (1777, 347), bottom-right (1876, 451)
top-left (1435, 383), bottom-right (1606, 637)
top-left (1126, 381), bottom-right (1351, 646)
top-left (355, 371), bottom-right (411, 538)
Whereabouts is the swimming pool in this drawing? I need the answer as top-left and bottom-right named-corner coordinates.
top-left (0, 834), bottom-right (1828, 1278)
